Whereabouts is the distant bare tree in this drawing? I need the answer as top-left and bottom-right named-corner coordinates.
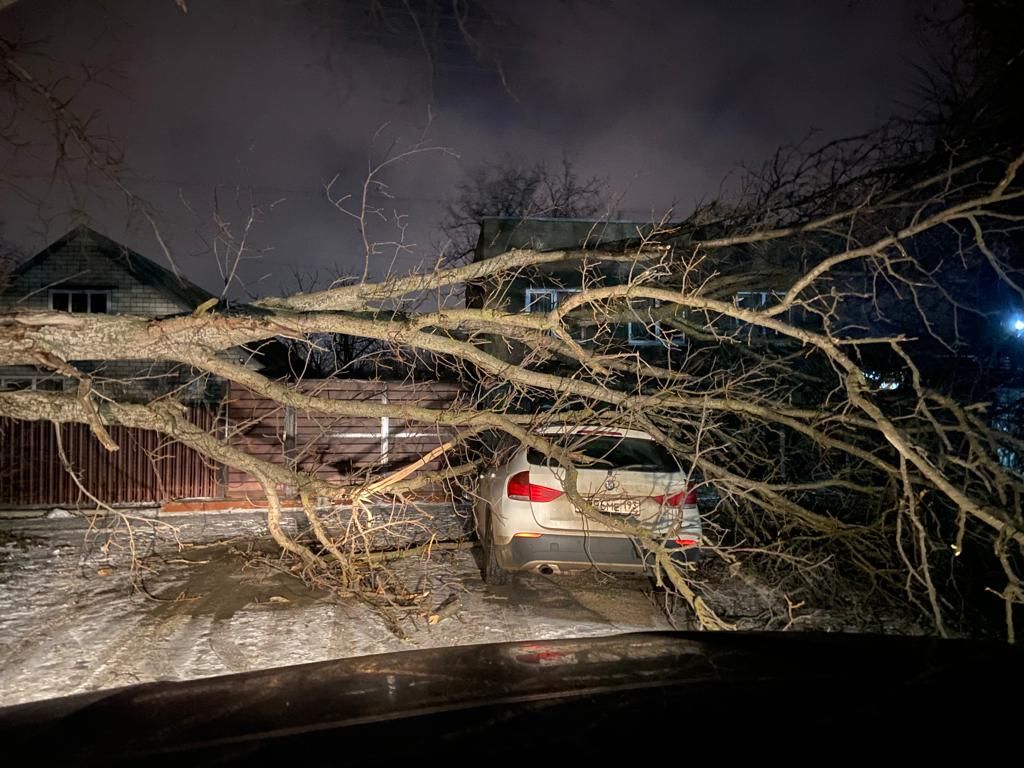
top-left (439, 154), bottom-right (606, 262)
top-left (270, 269), bottom-right (389, 378)
top-left (915, 0), bottom-right (1024, 153)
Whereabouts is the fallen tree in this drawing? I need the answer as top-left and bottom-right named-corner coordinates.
top-left (2, 4), bottom-right (1024, 636)
top-left (1, 145), bottom-right (1023, 637)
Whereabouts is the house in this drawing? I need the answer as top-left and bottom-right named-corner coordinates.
top-left (465, 217), bottom-right (812, 367)
top-left (0, 225), bottom-right (460, 509)
top-left (468, 217), bottom-right (679, 360)
top-left (467, 217), bottom-right (1024, 413)
top-left (0, 225), bottom-right (222, 403)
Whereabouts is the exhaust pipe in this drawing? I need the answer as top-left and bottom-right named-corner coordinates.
top-left (538, 564), bottom-right (555, 575)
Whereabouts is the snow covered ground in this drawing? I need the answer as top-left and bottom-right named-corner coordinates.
top-left (0, 510), bottom-right (673, 707)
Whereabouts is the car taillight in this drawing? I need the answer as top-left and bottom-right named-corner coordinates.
top-left (507, 470), bottom-right (563, 503)
top-left (674, 538), bottom-right (698, 547)
top-left (654, 484), bottom-right (697, 507)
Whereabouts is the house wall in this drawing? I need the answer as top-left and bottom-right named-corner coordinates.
top-left (0, 229), bottom-right (219, 403)
top-left (0, 230), bottom-right (188, 316)
top-left (0, 360), bottom-right (222, 404)
top-left (468, 217), bottom-right (653, 312)
top-left (475, 218), bottom-right (657, 262)
top-left (468, 218), bottom-right (688, 362)
top-left (467, 217), bottom-right (826, 367)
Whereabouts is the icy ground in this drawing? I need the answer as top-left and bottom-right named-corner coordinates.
top-left (0, 512), bottom-right (674, 707)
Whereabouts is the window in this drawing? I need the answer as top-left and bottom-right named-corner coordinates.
top-left (735, 290), bottom-right (775, 313)
top-left (863, 369), bottom-right (902, 391)
top-left (0, 377), bottom-right (62, 391)
top-left (50, 289), bottom-right (110, 314)
top-left (524, 289), bottom-right (683, 347)
top-left (626, 300), bottom-right (685, 347)
top-left (628, 320), bottom-right (669, 345)
top-left (528, 434), bottom-right (681, 472)
top-left (524, 287), bottom-right (589, 340)
top-left (524, 287), bottom-right (579, 314)
top-left (731, 290), bottom-right (788, 335)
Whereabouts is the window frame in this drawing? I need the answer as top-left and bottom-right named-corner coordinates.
top-left (524, 287), bottom-right (588, 340)
top-left (732, 290), bottom-right (792, 335)
top-left (523, 287), bottom-right (580, 314)
top-left (626, 300), bottom-right (686, 347)
top-left (734, 290), bottom-right (775, 313)
top-left (0, 377), bottom-right (62, 391)
top-left (48, 288), bottom-right (112, 314)
top-left (627, 319), bottom-right (666, 346)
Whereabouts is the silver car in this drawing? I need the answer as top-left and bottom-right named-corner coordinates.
top-left (473, 427), bottom-right (702, 584)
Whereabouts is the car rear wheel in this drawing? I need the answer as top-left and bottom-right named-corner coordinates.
top-left (482, 509), bottom-right (512, 586)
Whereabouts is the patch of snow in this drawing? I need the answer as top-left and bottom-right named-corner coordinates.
top-left (0, 530), bottom-right (671, 707)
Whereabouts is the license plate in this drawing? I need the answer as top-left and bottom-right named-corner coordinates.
top-left (595, 498), bottom-right (641, 516)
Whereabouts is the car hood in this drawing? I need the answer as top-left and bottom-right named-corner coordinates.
top-left (0, 631), bottom-right (1020, 764)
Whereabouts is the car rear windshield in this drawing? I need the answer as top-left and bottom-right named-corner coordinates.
top-left (527, 435), bottom-right (681, 472)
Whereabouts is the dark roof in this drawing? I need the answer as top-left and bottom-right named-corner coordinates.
top-left (11, 225), bottom-right (214, 310)
top-left (475, 217), bottom-right (667, 261)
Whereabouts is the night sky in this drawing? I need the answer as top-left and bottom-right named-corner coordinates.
top-left (0, 0), bottom-right (943, 297)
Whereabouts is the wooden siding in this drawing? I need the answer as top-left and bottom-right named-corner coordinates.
top-left (1, 381), bottom-right (463, 507)
top-left (226, 380), bottom-right (461, 495)
top-left (0, 408), bottom-right (220, 507)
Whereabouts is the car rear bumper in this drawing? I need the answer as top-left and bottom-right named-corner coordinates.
top-left (498, 533), bottom-right (701, 573)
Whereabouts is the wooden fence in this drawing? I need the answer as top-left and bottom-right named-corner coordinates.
top-left (226, 380), bottom-right (461, 497)
top-left (0, 380), bottom-right (462, 508)
top-left (0, 407), bottom-right (220, 507)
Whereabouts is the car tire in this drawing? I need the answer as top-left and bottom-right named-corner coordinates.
top-left (482, 509), bottom-right (512, 586)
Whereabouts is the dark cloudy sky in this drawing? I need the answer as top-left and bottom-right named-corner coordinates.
top-left (0, 0), bottom-right (946, 297)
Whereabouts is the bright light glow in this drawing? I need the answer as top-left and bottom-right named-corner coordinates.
top-left (863, 369), bottom-right (901, 391)
top-left (1014, 319), bottom-right (1024, 332)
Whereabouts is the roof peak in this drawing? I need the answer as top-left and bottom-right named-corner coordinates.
top-left (11, 225), bottom-right (214, 311)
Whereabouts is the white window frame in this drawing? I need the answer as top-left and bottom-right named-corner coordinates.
top-left (48, 288), bottom-right (112, 314)
top-left (627, 301), bottom-right (686, 347)
top-left (524, 287), bottom-right (588, 340)
top-left (523, 287), bottom-right (580, 314)
top-left (734, 290), bottom-right (774, 312)
top-left (733, 290), bottom-right (788, 335)
top-left (627, 319), bottom-right (666, 346)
